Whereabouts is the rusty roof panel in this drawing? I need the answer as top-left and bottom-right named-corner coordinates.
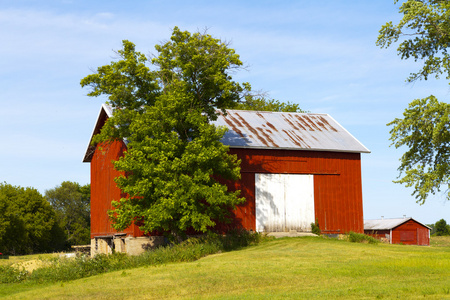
top-left (214, 110), bottom-right (370, 153)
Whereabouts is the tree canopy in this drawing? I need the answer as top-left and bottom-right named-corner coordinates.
top-left (45, 182), bottom-right (91, 246)
top-left (110, 91), bottom-right (243, 237)
top-left (378, 0), bottom-right (450, 203)
top-left (81, 27), bottom-right (258, 239)
top-left (236, 95), bottom-right (305, 113)
top-left (0, 183), bottom-right (65, 255)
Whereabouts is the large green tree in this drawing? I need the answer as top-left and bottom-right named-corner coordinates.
top-left (45, 182), bottom-right (91, 246)
top-left (81, 27), bottom-right (250, 239)
top-left (0, 183), bottom-right (65, 255)
top-left (378, 0), bottom-right (450, 204)
top-left (110, 87), bottom-right (243, 237)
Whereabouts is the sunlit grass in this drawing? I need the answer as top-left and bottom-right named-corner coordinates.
top-left (430, 235), bottom-right (450, 247)
top-left (2, 236), bottom-right (450, 299)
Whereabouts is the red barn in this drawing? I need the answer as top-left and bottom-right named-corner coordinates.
top-left (84, 104), bottom-right (370, 255)
top-left (364, 217), bottom-right (430, 245)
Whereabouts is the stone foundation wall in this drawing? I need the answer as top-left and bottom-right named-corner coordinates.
top-left (91, 236), bottom-right (165, 256)
top-left (91, 237), bottom-right (113, 256)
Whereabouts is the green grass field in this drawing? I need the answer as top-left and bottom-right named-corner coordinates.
top-left (1, 236), bottom-right (450, 299)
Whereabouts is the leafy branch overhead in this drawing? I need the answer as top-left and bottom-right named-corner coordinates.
top-left (377, 0), bottom-right (450, 82)
top-left (379, 0), bottom-right (450, 203)
top-left (81, 27), bottom-right (300, 239)
top-left (387, 97), bottom-right (450, 204)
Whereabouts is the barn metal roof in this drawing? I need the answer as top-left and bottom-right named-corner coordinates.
top-left (364, 218), bottom-right (431, 230)
top-left (83, 105), bottom-right (370, 162)
top-left (213, 110), bottom-right (370, 153)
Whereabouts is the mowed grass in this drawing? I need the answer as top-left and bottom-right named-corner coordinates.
top-left (2, 236), bottom-right (450, 299)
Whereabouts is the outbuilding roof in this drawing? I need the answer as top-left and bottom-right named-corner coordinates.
top-left (364, 218), bottom-right (431, 231)
top-left (83, 104), bottom-right (370, 162)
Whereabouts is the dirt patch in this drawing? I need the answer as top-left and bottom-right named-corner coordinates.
top-left (12, 259), bottom-right (47, 273)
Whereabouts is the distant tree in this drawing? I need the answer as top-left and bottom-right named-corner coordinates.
top-left (236, 95), bottom-right (304, 113)
top-left (45, 182), bottom-right (91, 246)
top-left (0, 183), bottom-right (65, 255)
top-left (378, 0), bottom-right (450, 204)
top-left (434, 219), bottom-right (450, 236)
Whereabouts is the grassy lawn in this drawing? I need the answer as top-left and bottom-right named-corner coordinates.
top-left (430, 236), bottom-right (450, 247)
top-left (1, 236), bottom-right (450, 299)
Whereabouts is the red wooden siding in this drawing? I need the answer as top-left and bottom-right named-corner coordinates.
top-left (90, 141), bottom-right (144, 238)
top-left (417, 226), bottom-right (430, 246)
top-left (90, 144), bottom-right (364, 236)
top-left (365, 229), bottom-right (390, 242)
top-left (391, 220), bottom-right (429, 245)
top-left (227, 148), bottom-right (364, 234)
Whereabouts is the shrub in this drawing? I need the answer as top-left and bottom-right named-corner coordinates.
top-left (311, 220), bottom-right (321, 235)
top-left (348, 232), bottom-right (379, 244)
top-left (209, 229), bottom-right (264, 251)
top-left (28, 253), bottom-right (128, 283)
top-left (0, 265), bottom-right (28, 283)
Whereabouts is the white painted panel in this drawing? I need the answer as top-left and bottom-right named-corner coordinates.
top-left (255, 173), bottom-right (285, 232)
top-left (255, 173), bottom-right (314, 232)
top-left (285, 174), bottom-right (315, 231)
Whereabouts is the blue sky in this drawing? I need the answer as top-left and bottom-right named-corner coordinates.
top-left (1, 0), bottom-right (449, 224)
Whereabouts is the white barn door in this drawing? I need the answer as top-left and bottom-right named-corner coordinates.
top-left (255, 173), bottom-right (314, 232)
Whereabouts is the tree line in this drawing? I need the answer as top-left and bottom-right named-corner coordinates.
top-left (0, 181), bottom-right (90, 255)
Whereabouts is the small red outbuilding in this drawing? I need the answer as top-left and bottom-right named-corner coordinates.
top-left (84, 104), bottom-right (370, 255)
top-left (364, 217), bottom-right (430, 245)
